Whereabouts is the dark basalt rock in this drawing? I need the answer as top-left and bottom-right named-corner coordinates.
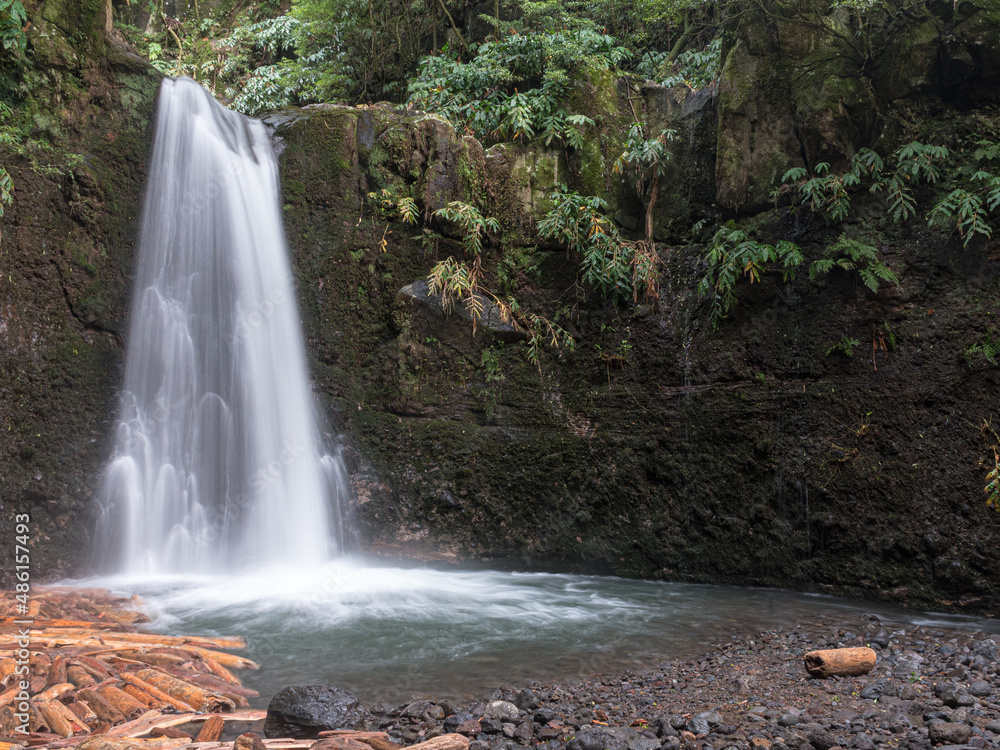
top-left (264, 685), bottom-right (365, 739)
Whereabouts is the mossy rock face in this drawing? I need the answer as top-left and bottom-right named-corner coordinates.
top-left (0, 3), bottom-right (161, 584)
top-left (716, 16), bottom-right (801, 213)
top-left (715, 1), bottom-right (1000, 214)
top-left (640, 84), bottom-right (717, 241)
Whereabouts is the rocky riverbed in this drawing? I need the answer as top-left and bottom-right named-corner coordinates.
top-left (343, 614), bottom-right (1000, 750)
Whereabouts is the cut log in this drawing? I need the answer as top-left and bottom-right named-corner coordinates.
top-left (0, 659), bottom-right (17, 681)
top-left (134, 669), bottom-right (235, 713)
top-left (29, 674), bottom-right (47, 695)
top-left (34, 682), bottom-right (76, 703)
top-left (77, 736), bottom-right (188, 750)
top-left (174, 671), bottom-right (259, 698)
top-left (39, 698), bottom-right (90, 734)
top-left (28, 700), bottom-right (48, 733)
top-left (224, 692), bottom-right (250, 709)
top-left (0, 635), bottom-right (257, 671)
top-left (0, 618), bottom-right (126, 631)
top-left (150, 726), bottom-right (193, 739)
top-left (54, 700), bottom-right (92, 733)
top-left (117, 673), bottom-right (195, 713)
top-left (69, 700), bottom-right (99, 724)
top-left (46, 656), bottom-right (69, 688)
top-left (120, 683), bottom-right (170, 710)
top-left (98, 686), bottom-right (147, 719)
top-left (204, 659), bottom-right (239, 685)
top-left (97, 610), bottom-right (150, 626)
top-left (195, 714), bottom-right (225, 742)
top-left (66, 665), bottom-right (98, 689)
top-left (116, 651), bottom-right (187, 669)
top-left (0, 685), bottom-right (19, 707)
top-left (77, 689), bottom-right (127, 725)
top-left (0, 704), bottom-right (17, 735)
top-left (317, 731), bottom-right (401, 750)
top-left (408, 735), bottom-right (470, 750)
top-left (312, 738), bottom-right (371, 750)
top-left (803, 647), bottom-right (877, 678)
top-left (234, 732), bottom-right (268, 750)
top-left (76, 656), bottom-right (114, 679)
top-left (2, 629), bottom-right (244, 650)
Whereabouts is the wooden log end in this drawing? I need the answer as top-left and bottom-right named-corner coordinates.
top-left (803, 647), bottom-right (877, 678)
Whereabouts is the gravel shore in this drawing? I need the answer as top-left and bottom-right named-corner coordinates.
top-left (364, 614), bottom-right (1000, 750)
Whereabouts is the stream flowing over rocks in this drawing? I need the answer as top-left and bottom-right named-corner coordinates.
top-left (286, 616), bottom-right (1000, 750)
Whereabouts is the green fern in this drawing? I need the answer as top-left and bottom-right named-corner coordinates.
top-left (698, 224), bottom-right (803, 328)
top-left (810, 234), bottom-right (899, 293)
top-left (986, 449), bottom-right (1000, 511)
top-left (432, 202), bottom-right (499, 258)
top-left (965, 329), bottom-right (1000, 366)
top-left (825, 335), bottom-right (862, 358)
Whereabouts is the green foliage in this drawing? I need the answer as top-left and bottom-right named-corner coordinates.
top-left (965, 329), bottom-right (1000, 367)
top-left (538, 187), bottom-right (659, 304)
top-left (218, 14), bottom-right (302, 113)
top-left (697, 224), bottom-right (802, 329)
top-left (0, 101), bottom-right (83, 183)
top-left (880, 142), bottom-right (949, 221)
top-left (0, 164), bottom-right (12, 218)
top-left (809, 234), bottom-right (899, 293)
top-left (927, 142), bottom-right (1000, 247)
top-left (433, 201), bottom-right (500, 257)
top-left (825, 335), bottom-right (862, 358)
top-left (497, 245), bottom-right (543, 294)
top-left (656, 37), bottom-right (721, 89)
top-left (987, 450), bottom-right (1000, 511)
top-left (614, 122), bottom-right (675, 182)
top-left (407, 29), bottom-right (623, 144)
top-left (781, 143), bottom-right (949, 225)
top-left (0, 0), bottom-right (26, 56)
top-left (290, 0), bottom-right (448, 102)
top-left (368, 189), bottom-right (419, 225)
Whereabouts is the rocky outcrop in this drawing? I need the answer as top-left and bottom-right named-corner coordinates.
top-left (0, 1), bottom-right (160, 583)
top-left (273, 59), bottom-right (1000, 613)
top-left (715, 0), bottom-right (1000, 212)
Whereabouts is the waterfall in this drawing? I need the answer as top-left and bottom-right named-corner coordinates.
top-left (95, 77), bottom-right (348, 574)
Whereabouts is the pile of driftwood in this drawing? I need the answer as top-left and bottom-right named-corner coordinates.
top-left (0, 587), bottom-right (266, 749)
top-left (1, 589), bottom-right (473, 750)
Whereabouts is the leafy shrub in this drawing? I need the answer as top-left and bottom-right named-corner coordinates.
top-left (657, 37), bottom-right (721, 89)
top-left (810, 234), bottom-right (899, 293)
top-left (0, 0), bottom-right (26, 56)
top-left (927, 141), bottom-right (1000, 247)
top-left (825, 335), bottom-right (862, 358)
top-left (538, 187), bottom-right (659, 304)
top-left (218, 15), bottom-right (302, 114)
top-left (780, 143), bottom-right (948, 224)
top-left (965, 329), bottom-right (999, 366)
top-left (698, 224), bottom-right (803, 329)
top-left (407, 29), bottom-right (625, 144)
top-left (423, 200), bottom-right (573, 368)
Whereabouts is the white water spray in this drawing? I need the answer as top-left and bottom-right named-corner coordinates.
top-left (96, 77), bottom-right (348, 574)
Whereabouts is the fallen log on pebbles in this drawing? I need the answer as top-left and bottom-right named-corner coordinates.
top-left (0, 588), bottom-right (262, 747)
top-left (802, 646), bottom-right (877, 677)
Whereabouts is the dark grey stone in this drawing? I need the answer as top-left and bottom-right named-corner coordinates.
top-left (565, 728), bottom-right (630, 750)
top-left (264, 685), bottom-right (364, 739)
top-left (928, 723), bottom-right (973, 745)
top-left (968, 681), bottom-right (993, 697)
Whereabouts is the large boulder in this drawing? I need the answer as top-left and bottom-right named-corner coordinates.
top-left (264, 686), bottom-right (365, 739)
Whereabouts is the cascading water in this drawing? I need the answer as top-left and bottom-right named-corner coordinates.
top-left (95, 77), bottom-right (349, 574)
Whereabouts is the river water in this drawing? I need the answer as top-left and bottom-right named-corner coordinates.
top-left (80, 562), bottom-right (1000, 706)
